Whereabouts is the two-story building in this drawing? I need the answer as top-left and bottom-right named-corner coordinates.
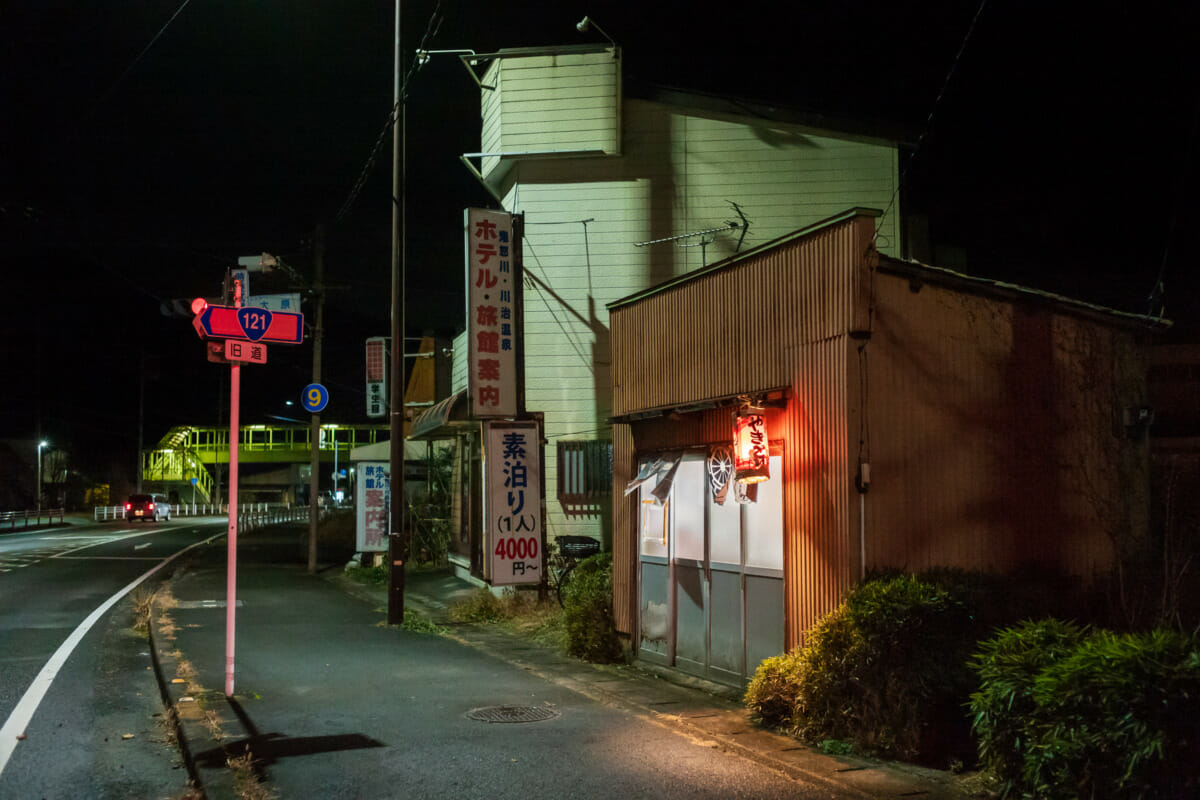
top-left (409, 43), bottom-right (909, 582)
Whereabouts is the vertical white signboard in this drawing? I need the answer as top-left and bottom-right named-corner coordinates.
top-left (465, 208), bottom-right (517, 418)
top-left (485, 421), bottom-right (542, 585)
top-left (364, 337), bottom-right (388, 419)
top-left (356, 462), bottom-right (390, 552)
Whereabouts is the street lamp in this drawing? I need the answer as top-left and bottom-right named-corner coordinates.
top-left (36, 440), bottom-right (48, 515)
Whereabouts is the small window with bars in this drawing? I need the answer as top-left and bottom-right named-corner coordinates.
top-left (557, 440), bottom-right (613, 504)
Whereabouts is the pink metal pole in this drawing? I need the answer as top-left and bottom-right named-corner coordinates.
top-left (225, 280), bottom-right (242, 697)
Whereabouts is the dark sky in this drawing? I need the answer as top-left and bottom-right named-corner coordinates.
top-left (3, 0), bottom-right (1198, 477)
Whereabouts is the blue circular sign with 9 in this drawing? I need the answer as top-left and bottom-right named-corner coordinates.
top-left (302, 383), bottom-right (329, 413)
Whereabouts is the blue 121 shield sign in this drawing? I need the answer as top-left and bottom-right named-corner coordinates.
top-left (486, 421), bottom-right (542, 585)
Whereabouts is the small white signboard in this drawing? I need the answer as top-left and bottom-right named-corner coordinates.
top-left (485, 421), bottom-right (542, 585)
top-left (356, 462), bottom-right (390, 552)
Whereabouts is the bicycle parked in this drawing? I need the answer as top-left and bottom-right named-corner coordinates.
top-left (548, 535), bottom-right (601, 607)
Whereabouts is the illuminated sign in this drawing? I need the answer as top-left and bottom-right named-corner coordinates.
top-left (734, 411), bottom-right (770, 484)
top-left (466, 208), bottom-right (517, 418)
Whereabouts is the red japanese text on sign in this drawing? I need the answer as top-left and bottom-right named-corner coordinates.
top-left (486, 422), bottom-right (542, 586)
top-left (466, 209), bottom-right (517, 417)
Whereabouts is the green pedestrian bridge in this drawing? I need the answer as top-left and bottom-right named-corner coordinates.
top-left (141, 424), bottom-right (391, 502)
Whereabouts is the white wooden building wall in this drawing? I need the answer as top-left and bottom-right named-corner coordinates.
top-left (481, 49), bottom-right (620, 179)
top-left (490, 98), bottom-right (897, 543)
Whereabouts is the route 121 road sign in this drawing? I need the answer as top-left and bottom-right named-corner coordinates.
top-left (192, 303), bottom-right (304, 345)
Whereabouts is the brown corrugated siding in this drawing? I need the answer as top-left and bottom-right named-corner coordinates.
top-left (610, 214), bottom-right (873, 646)
top-left (612, 210), bottom-right (1147, 651)
top-left (612, 424), bottom-right (637, 636)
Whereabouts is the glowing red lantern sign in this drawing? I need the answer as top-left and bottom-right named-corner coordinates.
top-left (733, 411), bottom-right (770, 483)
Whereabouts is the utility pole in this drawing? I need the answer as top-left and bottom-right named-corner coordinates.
top-left (308, 224), bottom-right (326, 575)
top-left (137, 347), bottom-right (145, 493)
top-left (388, 0), bottom-right (408, 625)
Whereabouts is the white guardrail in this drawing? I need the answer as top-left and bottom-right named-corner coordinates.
top-left (1, 508), bottom-right (66, 530)
top-left (93, 502), bottom-right (313, 531)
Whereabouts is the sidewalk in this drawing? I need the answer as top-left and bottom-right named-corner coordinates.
top-left (148, 527), bottom-right (971, 799)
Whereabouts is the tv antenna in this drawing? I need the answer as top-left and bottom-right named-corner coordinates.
top-left (634, 201), bottom-right (750, 266)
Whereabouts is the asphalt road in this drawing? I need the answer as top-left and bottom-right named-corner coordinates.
top-left (163, 530), bottom-right (840, 799)
top-left (0, 517), bottom-right (226, 798)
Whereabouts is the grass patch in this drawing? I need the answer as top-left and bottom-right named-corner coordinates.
top-left (399, 612), bottom-right (447, 635)
top-left (130, 586), bottom-right (157, 635)
top-left (227, 751), bottom-right (276, 800)
top-left (448, 588), bottom-right (567, 650)
top-left (343, 564), bottom-right (389, 587)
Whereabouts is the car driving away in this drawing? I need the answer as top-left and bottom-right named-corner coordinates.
top-left (125, 494), bottom-right (171, 522)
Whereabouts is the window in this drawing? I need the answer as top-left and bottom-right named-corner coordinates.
top-left (557, 440), bottom-right (613, 505)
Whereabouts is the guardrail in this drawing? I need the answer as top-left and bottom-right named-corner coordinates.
top-left (1, 508), bottom-right (66, 530)
top-left (93, 503), bottom-right (316, 530)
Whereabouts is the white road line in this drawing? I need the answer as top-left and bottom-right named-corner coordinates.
top-left (48, 530), bottom-right (156, 559)
top-left (133, 542), bottom-right (152, 551)
top-left (54, 556), bottom-right (162, 561)
top-left (0, 528), bottom-right (225, 777)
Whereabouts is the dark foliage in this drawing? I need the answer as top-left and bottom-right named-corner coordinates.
top-left (562, 552), bottom-right (623, 663)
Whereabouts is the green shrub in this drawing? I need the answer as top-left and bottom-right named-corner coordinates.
top-left (1022, 629), bottom-right (1200, 799)
top-left (744, 650), bottom-right (805, 728)
top-left (792, 574), bottom-right (981, 763)
top-left (968, 618), bottom-right (1087, 794)
top-left (562, 553), bottom-right (623, 663)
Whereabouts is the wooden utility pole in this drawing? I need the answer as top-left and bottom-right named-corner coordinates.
top-left (388, 0), bottom-right (407, 624)
top-left (308, 225), bottom-right (326, 574)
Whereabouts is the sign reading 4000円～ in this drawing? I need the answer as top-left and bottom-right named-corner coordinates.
top-left (193, 304), bottom-right (304, 345)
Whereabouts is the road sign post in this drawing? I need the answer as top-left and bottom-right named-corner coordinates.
top-left (191, 278), bottom-right (305, 698)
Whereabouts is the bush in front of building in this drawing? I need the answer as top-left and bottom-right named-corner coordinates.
top-left (807, 573), bottom-right (980, 762)
top-left (967, 618), bottom-right (1087, 794)
top-left (971, 625), bottom-right (1200, 799)
top-left (562, 552), bottom-right (624, 663)
top-left (746, 572), bottom-right (988, 764)
top-left (743, 650), bottom-right (805, 728)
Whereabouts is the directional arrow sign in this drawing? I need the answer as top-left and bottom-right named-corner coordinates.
top-left (193, 304), bottom-right (304, 345)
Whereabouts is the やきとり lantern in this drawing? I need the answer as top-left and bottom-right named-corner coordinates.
top-left (733, 407), bottom-right (769, 484)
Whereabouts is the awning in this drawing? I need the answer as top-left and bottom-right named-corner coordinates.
top-left (408, 389), bottom-right (471, 440)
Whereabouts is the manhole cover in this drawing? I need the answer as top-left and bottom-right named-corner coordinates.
top-left (465, 705), bottom-right (560, 724)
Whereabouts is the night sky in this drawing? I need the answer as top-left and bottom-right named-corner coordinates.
top-left (3, 0), bottom-right (1197, 481)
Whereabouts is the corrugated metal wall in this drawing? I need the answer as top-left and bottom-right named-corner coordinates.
top-left (610, 214), bottom-right (875, 646)
top-left (610, 209), bottom-right (1150, 649)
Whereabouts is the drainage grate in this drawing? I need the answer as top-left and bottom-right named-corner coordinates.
top-left (465, 705), bottom-right (560, 724)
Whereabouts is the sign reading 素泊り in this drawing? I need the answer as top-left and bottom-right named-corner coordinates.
top-left (485, 421), bottom-right (542, 585)
top-left (356, 462), bottom-right (390, 552)
top-left (465, 208), bottom-right (519, 418)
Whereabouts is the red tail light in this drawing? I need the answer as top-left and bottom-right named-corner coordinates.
top-left (148, 502), bottom-right (156, 510)
top-left (125, 502), bottom-right (132, 510)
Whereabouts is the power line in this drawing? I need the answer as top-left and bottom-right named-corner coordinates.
top-left (98, 0), bottom-right (193, 104)
top-left (874, 0), bottom-right (990, 244)
top-left (333, 1), bottom-right (446, 226)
